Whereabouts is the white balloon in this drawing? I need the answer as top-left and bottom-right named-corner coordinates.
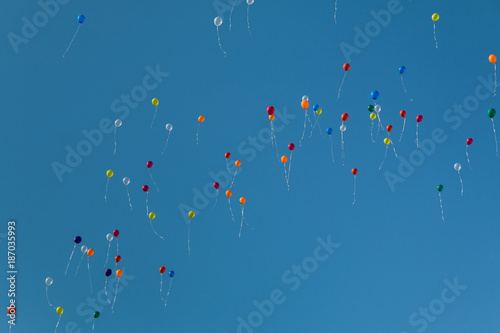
top-left (340, 124), bottom-right (346, 132)
top-left (115, 119), bottom-right (122, 127)
top-left (302, 95), bottom-right (309, 101)
top-left (214, 16), bottom-right (223, 27)
top-left (45, 277), bottom-right (53, 286)
top-left (81, 245), bottom-right (88, 254)
top-left (247, 0), bottom-right (254, 5)
top-left (374, 105), bottom-right (381, 113)
top-left (166, 123), bottom-right (173, 132)
top-left (106, 233), bottom-right (114, 242)
top-left (123, 177), bottom-right (130, 186)
top-left (454, 163), bottom-right (461, 171)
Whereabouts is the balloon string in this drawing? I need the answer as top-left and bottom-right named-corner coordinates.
top-left (239, 206), bottom-right (245, 238)
top-left (352, 175), bottom-right (356, 205)
top-left (116, 238), bottom-right (119, 255)
top-left (229, 168), bottom-right (238, 189)
top-left (492, 119), bottom-right (499, 157)
top-left (370, 119), bottom-right (376, 143)
top-left (228, 198), bottom-right (235, 222)
top-left (46, 286), bottom-right (54, 308)
top-left (282, 162), bottom-right (289, 191)
top-left (212, 189), bottom-right (219, 209)
top-left (87, 256), bottom-right (93, 294)
top-left (316, 119), bottom-right (324, 137)
top-left (75, 252), bottom-right (85, 276)
top-left (160, 274), bottom-right (164, 303)
top-left (271, 121), bottom-right (280, 159)
top-left (340, 130), bottom-right (345, 166)
top-left (465, 145), bottom-right (471, 170)
top-left (62, 24), bottom-right (81, 58)
top-left (126, 185), bottom-right (132, 210)
top-left (64, 244), bottom-right (76, 276)
top-left (92, 319), bottom-right (96, 333)
top-left (111, 277), bottom-right (120, 313)
top-left (379, 146), bottom-right (388, 171)
top-left (494, 64), bottom-right (497, 97)
top-left (309, 114), bottom-right (321, 137)
top-left (104, 278), bottom-right (111, 304)
top-left (196, 123), bottom-right (200, 145)
top-left (226, 159), bottom-right (231, 174)
top-left (334, 0), bottom-right (338, 24)
top-left (105, 178), bottom-right (110, 202)
top-left (164, 278), bottom-right (173, 307)
top-left (150, 218), bottom-right (165, 240)
top-left (54, 315), bottom-right (61, 333)
top-left (151, 106), bottom-right (157, 128)
top-left (337, 72), bottom-right (347, 100)
top-left (400, 76), bottom-right (414, 102)
top-left (439, 192), bottom-right (445, 221)
top-left (330, 136), bottom-right (335, 164)
top-left (416, 123), bottom-right (419, 148)
top-left (299, 110), bottom-right (308, 147)
top-left (247, 5), bottom-right (252, 36)
top-left (388, 133), bottom-right (398, 157)
top-left (146, 192), bottom-right (149, 216)
top-left (229, 0), bottom-right (236, 31)
top-left (162, 132), bottom-right (171, 155)
top-left (216, 27), bottom-right (227, 57)
top-left (148, 169), bottom-right (160, 192)
top-left (187, 221), bottom-right (191, 255)
top-left (433, 22), bottom-right (438, 49)
top-left (113, 127), bottom-right (117, 155)
top-left (457, 171), bottom-right (463, 196)
top-left (104, 242), bottom-right (111, 268)
top-left (287, 151), bottom-right (293, 190)
top-left (399, 118), bottom-right (406, 142)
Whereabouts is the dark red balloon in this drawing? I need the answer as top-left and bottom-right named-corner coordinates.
top-left (113, 229), bottom-right (119, 237)
top-left (142, 185), bottom-right (149, 192)
top-left (351, 168), bottom-right (358, 175)
top-left (288, 143), bottom-right (295, 151)
top-left (146, 161), bottom-right (153, 168)
top-left (341, 113), bottom-right (349, 121)
top-left (400, 110), bottom-right (406, 118)
top-left (343, 63), bottom-right (350, 71)
top-left (386, 125), bottom-right (393, 132)
top-left (466, 138), bottom-right (473, 145)
top-left (416, 115), bottom-right (423, 123)
top-left (115, 255), bottom-right (121, 263)
top-left (267, 106), bottom-right (275, 115)
top-left (159, 266), bottom-right (166, 274)
top-left (225, 152), bottom-right (231, 159)
top-left (213, 182), bottom-right (220, 189)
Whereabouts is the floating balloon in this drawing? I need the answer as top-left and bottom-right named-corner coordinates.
top-left (399, 66), bottom-right (413, 101)
top-left (64, 236), bottom-right (82, 276)
top-left (197, 116), bottom-right (205, 145)
top-left (299, 98), bottom-right (313, 146)
top-left (92, 312), bottom-right (100, 332)
top-left (229, 160), bottom-right (242, 189)
top-left (326, 127), bottom-right (335, 164)
top-left (111, 269), bottom-right (123, 313)
top-left (45, 277), bottom-right (54, 308)
top-left (212, 182), bottom-right (220, 208)
top-left (159, 266), bottom-right (166, 303)
top-left (488, 108), bottom-right (498, 156)
top-left (122, 177), bottom-right (132, 210)
top-left (437, 184), bottom-right (445, 221)
top-left (239, 197), bottom-right (247, 238)
top-left (75, 245), bottom-right (88, 276)
top-left (87, 248), bottom-right (94, 294)
top-left (54, 307), bottom-right (63, 333)
top-left (301, 100), bottom-right (309, 110)
top-left (151, 98), bottom-right (159, 127)
top-left (104, 233), bottom-right (114, 269)
top-left (416, 115), bottom-right (423, 148)
top-left (370, 90), bottom-right (380, 101)
top-left (214, 16), bottom-right (227, 57)
top-left (267, 106), bottom-right (280, 158)
top-left (115, 255), bottom-right (121, 263)
top-left (282, 143), bottom-right (295, 191)
top-left (379, 137), bottom-right (393, 170)
top-left (162, 123), bottom-right (173, 155)
top-left (142, 185), bottom-right (150, 216)
top-left (224, 151), bottom-right (232, 174)
top-left (340, 114), bottom-right (348, 166)
top-left (226, 190), bottom-right (235, 223)
top-left (351, 168), bottom-right (358, 205)
top-left (164, 270), bottom-right (175, 308)
top-left (302, 95), bottom-right (309, 101)
top-left (490, 55), bottom-right (497, 96)
top-left (148, 211), bottom-right (164, 240)
top-left (337, 63), bottom-right (350, 100)
top-left (152, 98), bottom-right (159, 106)
top-left (399, 110), bottom-right (407, 142)
top-left (465, 138), bottom-right (473, 170)
top-left (105, 170), bottom-right (113, 202)
top-left (146, 161), bottom-right (160, 192)
top-left (62, 15), bottom-right (85, 58)
top-left (104, 268), bottom-right (112, 304)
top-left (454, 163), bottom-right (463, 196)
top-left (187, 211), bottom-right (196, 255)
top-left (431, 13), bottom-right (439, 49)
top-left (114, 119), bottom-right (122, 155)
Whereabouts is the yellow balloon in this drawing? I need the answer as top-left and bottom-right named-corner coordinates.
top-left (316, 108), bottom-right (322, 115)
top-left (370, 112), bottom-right (377, 120)
top-left (152, 98), bottom-right (159, 106)
top-left (432, 13), bottom-right (439, 21)
top-left (188, 211), bottom-right (195, 219)
top-left (149, 212), bottom-right (156, 220)
top-left (106, 170), bottom-right (113, 178)
top-left (56, 307), bottom-right (64, 315)
top-left (384, 138), bottom-right (391, 145)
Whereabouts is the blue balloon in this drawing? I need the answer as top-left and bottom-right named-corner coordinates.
top-left (168, 270), bottom-right (175, 278)
top-left (74, 236), bottom-right (82, 244)
top-left (399, 66), bottom-right (406, 74)
top-left (326, 127), bottom-right (333, 135)
top-left (77, 15), bottom-right (85, 24)
top-left (312, 104), bottom-right (319, 111)
top-left (370, 90), bottom-right (380, 100)
top-left (105, 269), bottom-right (112, 277)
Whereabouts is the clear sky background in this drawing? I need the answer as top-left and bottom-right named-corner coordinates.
top-left (1, 0), bottom-right (500, 332)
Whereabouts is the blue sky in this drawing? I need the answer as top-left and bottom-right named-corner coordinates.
top-left (1, 0), bottom-right (500, 332)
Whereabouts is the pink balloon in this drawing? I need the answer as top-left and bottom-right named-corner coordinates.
top-left (416, 115), bottom-right (423, 123)
top-left (146, 161), bottom-right (153, 168)
top-left (466, 138), bottom-right (473, 145)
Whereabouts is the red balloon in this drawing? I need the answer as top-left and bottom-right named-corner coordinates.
top-left (159, 266), bottom-right (166, 274)
top-left (146, 161), bottom-right (153, 168)
top-left (466, 138), bottom-right (473, 145)
top-left (386, 125), bottom-right (393, 132)
top-left (142, 185), bottom-right (149, 192)
top-left (416, 115), bottom-right (423, 123)
top-left (341, 113), bottom-right (349, 121)
top-left (113, 229), bottom-right (119, 237)
top-left (225, 152), bottom-right (231, 159)
top-left (267, 106), bottom-right (275, 115)
top-left (115, 255), bottom-right (121, 263)
top-left (351, 168), bottom-right (358, 175)
top-left (400, 110), bottom-right (406, 118)
top-left (213, 182), bottom-right (220, 189)
top-left (288, 143), bottom-right (295, 151)
top-left (343, 63), bottom-right (350, 71)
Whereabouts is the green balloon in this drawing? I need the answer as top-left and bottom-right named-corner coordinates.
top-left (368, 105), bottom-right (374, 112)
top-left (437, 184), bottom-right (444, 192)
top-left (93, 311), bottom-right (100, 319)
top-left (488, 108), bottom-right (496, 118)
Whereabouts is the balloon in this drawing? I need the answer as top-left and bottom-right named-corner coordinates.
top-left (400, 110), bottom-right (406, 117)
top-left (152, 98), bottom-right (159, 106)
top-left (115, 255), bottom-right (121, 263)
top-left (437, 184), bottom-right (444, 192)
top-left (142, 185), bottom-right (149, 192)
top-left (198, 115), bottom-right (205, 123)
top-left (166, 123), bottom-right (173, 131)
top-left (343, 63), bottom-right (350, 71)
top-left (399, 66), bottom-right (406, 74)
top-left (384, 138), bottom-right (391, 145)
top-left (147, 161), bottom-right (153, 168)
top-left (490, 54), bottom-right (497, 64)
top-left (370, 90), bottom-right (380, 100)
top-left (416, 115), bottom-right (423, 122)
top-left (106, 233), bottom-right (113, 242)
top-left (213, 182), bottom-right (220, 189)
top-left (159, 266), bottom-right (166, 274)
top-left (225, 190), bottom-right (232, 198)
top-left (301, 100), bottom-right (309, 109)
top-left (87, 248), bottom-right (94, 256)
top-left (77, 15), bottom-right (85, 23)
top-left (302, 95), bottom-right (309, 101)
top-left (488, 108), bottom-right (496, 118)
top-left (214, 16), bottom-right (223, 27)
top-left (113, 229), bottom-right (119, 237)
top-left (432, 13), bottom-right (439, 21)
top-left (116, 269), bottom-right (123, 277)
top-left (326, 127), bottom-right (333, 135)
top-left (267, 106), bottom-right (275, 115)
top-left (340, 124), bottom-right (346, 132)
top-left (81, 245), bottom-right (88, 253)
top-left (454, 163), bottom-right (461, 171)
top-left (106, 170), bottom-right (113, 178)
top-left (188, 211), bottom-right (195, 218)
top-left (368, 105), bottom-right (374, 112)
top-left (313, 104), bottom-right (319, 111)
top-left (466, 138), bottom-right (473, 145)
top-left (341, 113), bottom-right (349, 121)
top-left (168, 270), bottom-right (175, 278)
top-left (281, 155), bottom-right (288, 163)
top-left (374, 105), bottom-right (381, 113)
top-left (225, 152), bottom-right (231, 158)
top-left (370, 112), bottom-right (377, 120)
top-left (93, 311), bottom-right (100, 319)
top-left (386, 125), bottom-right (393, 132)
top-left (316, 108), bottom-right (322, 115)
top-left (115, 119), bottom-right (122, 127)
top-left (235, 160), bottom-right (241, 167)
top-left (105, 269), bottom-right (112, 277)
top-left (269, 115), bottom-right (275, 121)
top-left (239, 197), bottom-right (246, 204)
top-left (46, 277), bottom-right (53, 286)
top-left (288, 143), bottom-right (295, 150)
top-left (351, 168), bottom-right (358, 175)
top-left (74, 236), bottom-right (82, 244)
top-left (56, 307), bottom-right (64, 315)
top-left (149, 212), bottom-right (156, 220)
top-left (123, 177), bottom-right (130, 185)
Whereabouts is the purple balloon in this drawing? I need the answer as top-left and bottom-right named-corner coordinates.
top-left (105, 269), bottom-right (112, 277)
top-left (74, 236), bottom-right (82, 244)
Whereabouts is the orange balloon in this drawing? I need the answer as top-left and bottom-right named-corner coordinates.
top-left (116, 269), bottom-right (123, 277)
top-left (198, 115), bottom-right (205, 123)
top-left (226, 190), bottom-right (232, 198)
top-left (490, 54), bottom-right (497, 64)
top-left (235, 160), bottom-right (241, 167)
top-left (269, 115), bottom-right (275, 121)
top-left (301, 100), bottom-right (309, 110)
top-left (87, 248), bottom-right (94, 257)
top-left (239, 197), bottom-right (246, 204)
top-left (281, 155), bottom-right (288, 163)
